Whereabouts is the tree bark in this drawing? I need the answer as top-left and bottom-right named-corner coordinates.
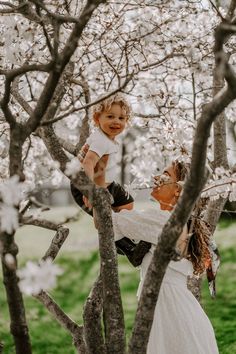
top-left (92, 188), bottom-right (126, 354)
top-left (187, 18), bottom-right (231, 300)
top-left (204, 53), bottom-right (229, 231)
top-left (35, 291), bottom-right (86, 354)
top-left (32, 223), bottom-right (86, 353)
top-left (0, 232), bottom-right (32, 354)
top-left (83, 275), bottom-right (105, 353)
top-left (42, 226), bottom-right (69, 261)
top-left (0, 125), bottom-right (32, 354)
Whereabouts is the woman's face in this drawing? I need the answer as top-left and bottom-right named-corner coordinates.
top-left (151, 165), bottom-right (180, 210)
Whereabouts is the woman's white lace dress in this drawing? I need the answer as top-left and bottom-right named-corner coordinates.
top-left (112, 206), bottom-right (219, 354)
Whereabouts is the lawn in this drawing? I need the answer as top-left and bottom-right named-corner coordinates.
top-left (0, 210), bottom-right (236, 354)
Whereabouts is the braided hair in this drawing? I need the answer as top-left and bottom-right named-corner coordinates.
top-left (172, 161), bottom-right (211, 275)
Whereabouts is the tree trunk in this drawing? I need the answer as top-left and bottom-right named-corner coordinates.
top-left (83, 275), bottom-right (105, 353)
top-left (93, 188), bottom-right (126, 354)
top-left (0, 126), bottom-right (32, 354)
top-left (0, 232), bottom-right (32, 354)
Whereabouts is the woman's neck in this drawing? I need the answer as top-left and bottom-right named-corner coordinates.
top-left (159, 201), bottom-right (174, 211)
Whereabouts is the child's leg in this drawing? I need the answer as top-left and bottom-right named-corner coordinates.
top-left (107, 182), bottom-right (151, 266)
top-left (71, 181), bottom-right (151, 267)
top-left (107, 182), bottom-right (134, 210)
top-left (70, 182), bottom-right (139, 261)
top-left (70, 183), bottom-right (93, 216)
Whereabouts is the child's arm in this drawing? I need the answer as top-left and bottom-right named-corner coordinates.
top-left (82, 150), bottom-right (107, 187)
top-left (82, 150), bottom-right (100, 182)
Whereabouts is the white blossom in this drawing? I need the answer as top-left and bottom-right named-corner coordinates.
top-left (17, 258), bottom-right (63, 296)
top-left (124, 180), bottom-right (138, 199)
top-left (0, 175), bottom-right (24, 206)
top-left (51, 170), bottom-right (64, 187)
top-left (0, 0), bottom-right (235, 208)
top-left (65, 158), bottom-right (82, 178)
top-left (0, 205), bottom-right (18, 234)
top-left (4, 253), bottom-right (16, 269)
top-left (229, 181), bottom-right (236, 202)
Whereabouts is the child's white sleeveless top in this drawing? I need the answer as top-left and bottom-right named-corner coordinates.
top-left (86, 129), bottom-right (119, 183)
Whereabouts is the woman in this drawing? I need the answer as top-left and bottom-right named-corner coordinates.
top-left (111, 161), bottom-right (219, 354)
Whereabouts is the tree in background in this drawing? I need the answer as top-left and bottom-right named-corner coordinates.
top-left (0, 0), bottom-right (236, 353)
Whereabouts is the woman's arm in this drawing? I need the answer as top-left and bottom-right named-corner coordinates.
top-left (112, 209), bottom-right (169, 244)
top-left (176, 225), bottom-right (190, 257)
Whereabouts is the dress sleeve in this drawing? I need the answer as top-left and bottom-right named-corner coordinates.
top-left (112, 208), bottom-right (169, 244)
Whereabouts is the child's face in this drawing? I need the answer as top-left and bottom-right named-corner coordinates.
top-left (93, 103), bottom-right (128, 139)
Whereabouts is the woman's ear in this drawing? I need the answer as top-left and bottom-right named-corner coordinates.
top-left (93, 112), bottom-right (100, 126)
top-left (175, 184), bottom-right (181, 197)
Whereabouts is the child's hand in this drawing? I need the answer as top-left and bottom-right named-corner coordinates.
top-left (77, 144), bottom-right (89, 162)
top-left (83, 195), bottom-right (93, 210)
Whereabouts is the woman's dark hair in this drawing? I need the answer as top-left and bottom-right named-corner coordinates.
top-left (187, 201), bottom-right (211, 275)
top-left (172, 160), bottom-right (189, 182)
top-left (172, 160), bottom-right (211, 275)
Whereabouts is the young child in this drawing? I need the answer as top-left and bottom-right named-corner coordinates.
top-left (71, 93), bottom-right (133, 211)
top-left (71, 93), bottom-right (151, 265)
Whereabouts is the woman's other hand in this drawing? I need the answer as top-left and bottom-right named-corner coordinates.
top-left (83, 195), bottom-right (93, 210)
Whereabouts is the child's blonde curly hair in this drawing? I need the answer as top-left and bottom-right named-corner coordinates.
top-left (92, 93), bottom-right (132, 120)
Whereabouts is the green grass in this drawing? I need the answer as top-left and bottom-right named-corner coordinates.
top-left (219, 213), bottom-right (236, 229)
top-left (1, 247), bottom-right (236, 354)
top-left (202, 248), bottom-right (236, 354)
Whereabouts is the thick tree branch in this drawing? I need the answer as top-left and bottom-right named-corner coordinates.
top-left (203, 20), bottom-right (231, 233)
top-left (83, 275), bottom-right (105, 353)
top-left (0, 63), bottom-right (51, 77)
top-left (28, 0), bottom-right (91, 24)
top-left (226, 0), bottom-right (236, 20)
top-left (74, 73), bottom-right (91, 154)
top-left (73, 172), bottom-right (126, 354)
top-left (42, 226), bottom-right (69, 261)
top-left (21, 217), bottom-right (59, 231)
top-left (22, 209), bottom-right (85, 352)
top-left (0, 231), bottom-right (32, 354)
top-left (11, 77), bottom-right (34, 116)
top-left (128, 21), bottom-right (236, 353)
top-left (26, 211), bottom-right (85, 352)
top-left (41, 73), bottom-right (134, 125)
top-left (34, 291), bottom-right (86, 353)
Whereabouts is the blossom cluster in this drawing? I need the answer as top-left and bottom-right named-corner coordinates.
top-left (201, 167), bottom-right (236, 202)
top-left (0, 0), bottom-right (235, 206)
top-left (0, 176), bottom-right (25, 234)
top-left (17, 258), bottom-right (63, 296)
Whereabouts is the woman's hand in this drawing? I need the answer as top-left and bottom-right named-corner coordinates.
top-left (83, 195), bottom-right (93, 210)
top-left (77, 143), bottom-right (89, 162)
top-left (176, 225), bottom-right (190, 257)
